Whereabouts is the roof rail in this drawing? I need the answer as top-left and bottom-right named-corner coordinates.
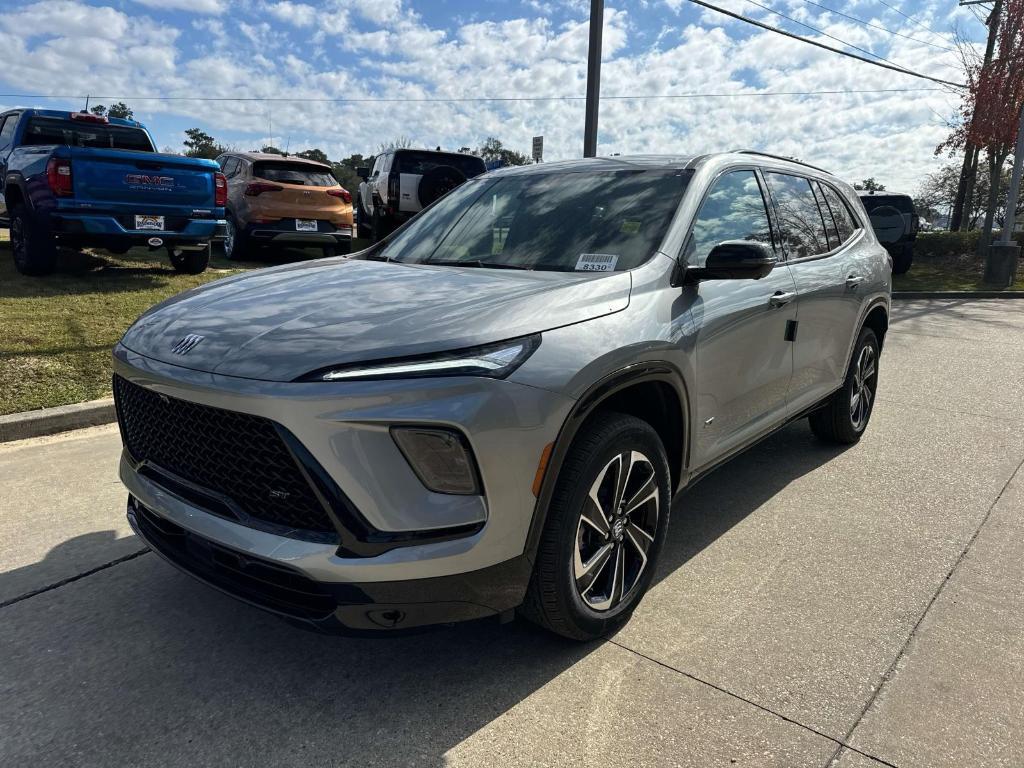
top-left (730, 150), bottom-right (831, 175)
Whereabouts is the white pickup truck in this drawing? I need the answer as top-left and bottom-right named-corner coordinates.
top-left (356, 148), bottom-right (486, 242)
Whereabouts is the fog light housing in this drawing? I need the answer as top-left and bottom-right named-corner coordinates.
top-left (391, 427), bottom-right (481, 495)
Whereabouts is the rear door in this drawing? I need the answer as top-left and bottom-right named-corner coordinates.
top-left (0, 113), bottom-right (18, 219)
top-left (763, 172), bottom-right (859, 415)
top-left (687, 168), bottom-right (798, 469)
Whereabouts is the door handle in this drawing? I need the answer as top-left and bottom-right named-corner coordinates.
top-left (846, 275), bottom-right (866, 288)
top-left (769, 291), bottom-right (796, 307)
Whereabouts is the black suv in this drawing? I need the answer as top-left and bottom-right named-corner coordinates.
top-left (858, 193), bottom-right (919, 275)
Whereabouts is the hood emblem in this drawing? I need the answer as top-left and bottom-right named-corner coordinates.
top-left (171, 334), bottom-right (205, 355)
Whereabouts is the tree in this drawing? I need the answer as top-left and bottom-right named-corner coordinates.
top-left (107, 102), bottom-right (134, 119)
top-left (377, 136), bottom-right (414, 153)
top-left (260, 145), bottom-right (286, 155)
top-left (476, 137), bottom-right (532, 167)
top-left (296, 148), bottom-right (329, 164)
top-left (89, 105), bottom-right (107, 117)
top-left (182, 128), bottom-right (226, 159)
top-left (331, 153), bottom-right (368, 195)
top-left (853, 178), bottom-right (886, 193)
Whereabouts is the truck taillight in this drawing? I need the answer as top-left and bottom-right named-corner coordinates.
top-left (327, 187), bottom-right (352, 203)
top-left (387, 172), bottom-right (399, 214)
top-left (214, 172), bottom-right (227, 206)
top-left (46, 158), bottom-right (73, 197)
top-left (244, 182), bottom-right (283, 196)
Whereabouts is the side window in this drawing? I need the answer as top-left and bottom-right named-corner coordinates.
top-left (370, 154), bottom-right (383, 177)
top-left (811, 181), bottom-right (840, 250)
top-left (764, 172), bottom-right (831, 259)
top-left (819, 183), bottom-right (858, 244)
top-left (223, 157), bottom-right (240, 177)
top-left (686, 170), bottom-right (775, 265)
top-left (0, 115), bottom-right (17, 150)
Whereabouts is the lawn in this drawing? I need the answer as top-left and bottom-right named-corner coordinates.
top-left (0, 240), bottom-right (321, 416)
top-left (893, 255), bottom-right (1024, 292)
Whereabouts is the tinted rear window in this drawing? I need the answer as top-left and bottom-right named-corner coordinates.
top-left (394, 151), bottom-right (485, 178)
top-left (860, 195), bottom-right (914, 214)
top-left (252, 161), bottom-right (336, 186)
top-left (22, 117), bottom-right (154, 152)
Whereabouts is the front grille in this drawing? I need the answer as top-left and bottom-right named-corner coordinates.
top-left (131, 498), bottom-right (336, 621)
top-left (114, 375), bottom-right (338, 539)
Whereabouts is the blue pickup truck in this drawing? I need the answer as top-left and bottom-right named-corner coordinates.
top-left (0, 109), bottom-right (226, 275)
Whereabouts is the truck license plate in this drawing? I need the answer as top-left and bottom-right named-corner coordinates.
top-left (296, 219), bottom-right (318, 232)
top-left (135, 215), bottom-right (165, 231)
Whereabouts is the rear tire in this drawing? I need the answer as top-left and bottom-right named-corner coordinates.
top-left (891, 244), bottom-right (913, 275)
top-left (223, 217), bottom-right (248, 261)
top-left (10, 203), bottom-right (57, 276)
top-left (521, 412), bottom-right (671, 641)
top-left (809, 327), bottom-right (880, 444)
top-left (169, 244), bottom-right (210, 274)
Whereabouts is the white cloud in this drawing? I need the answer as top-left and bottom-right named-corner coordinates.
top-left (131, 0), bottom-right (225, 14)
top-left (348, 0), bottom-right (404, 25)
top-left (265, 1), bottom-right (316, 27)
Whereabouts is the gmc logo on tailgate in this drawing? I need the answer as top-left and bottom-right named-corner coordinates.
top-left (124, 174), bottom-right (175, 187)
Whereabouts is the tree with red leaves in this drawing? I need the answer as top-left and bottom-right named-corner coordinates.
top-left (940, 0), bottom-right (1023, 249)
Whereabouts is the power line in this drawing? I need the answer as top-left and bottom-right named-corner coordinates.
top-left (0, 88), bottom-right (947, 104)
top-left (873, 0), bottom-right (950, 41)
top-left (742, 0), bottom-right (928, 71)
top-left (794, 0), bottom-right (956, 51)
top-left (686, 0), bottom-right (966, 88)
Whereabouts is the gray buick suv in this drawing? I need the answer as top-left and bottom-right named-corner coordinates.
top-left (114, 151), bottom-right (890, 640)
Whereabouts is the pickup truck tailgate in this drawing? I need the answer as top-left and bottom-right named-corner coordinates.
top-left (68, 147), bottom-right (217, 210)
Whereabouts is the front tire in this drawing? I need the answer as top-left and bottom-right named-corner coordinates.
top-left (522, 412), bottom-right (671, 641)
top-left (809, 327), bottom-right (880, 444)
top-left (223, 217), bottom-right (248, 261)
top-left (169, 244), bottom-right (210, 274)
top-left (10, 203), bottom-right (58, 276)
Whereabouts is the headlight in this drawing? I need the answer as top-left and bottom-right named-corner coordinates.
top-left (306, 335), bottom-right (540, 382)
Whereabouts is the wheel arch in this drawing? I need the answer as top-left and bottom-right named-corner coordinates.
top-left (523, 362), bottom-right (692, 566)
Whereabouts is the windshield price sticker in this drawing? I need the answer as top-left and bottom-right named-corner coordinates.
top-left (575, 253), bottom-right (619, 272)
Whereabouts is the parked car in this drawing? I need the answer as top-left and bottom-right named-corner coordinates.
top-left (215, 152), bottom-right (353, 259)
top-left (858, 192), bottom-right (919, 275)
top-left (356, 148), bottom-right (486, 241)
top-left (113, 151), bottom-right (890, 640)
top-left (0, 109), bottom-right (225, 275)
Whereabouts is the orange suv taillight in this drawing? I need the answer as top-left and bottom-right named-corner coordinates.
top-left (327, 187), bottom-right (352, 203)
top-left (244, 182), bottom-right (283, 197)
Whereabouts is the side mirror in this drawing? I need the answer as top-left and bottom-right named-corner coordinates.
top-left (356, 166), bottom-right (369, 180)
top-left (686, 240), bottom-right (776, 282)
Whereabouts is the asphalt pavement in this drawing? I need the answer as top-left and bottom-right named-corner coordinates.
top-left (2, 299), bottom-right (1023, 767)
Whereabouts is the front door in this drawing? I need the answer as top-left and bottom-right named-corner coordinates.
top-left (686, 169), bottom-right (797, 470)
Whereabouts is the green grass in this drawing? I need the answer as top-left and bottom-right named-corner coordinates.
top-left (893, 253), bottom-right (1024, 292)
top-left (0, 238), bottom-right (340, 416)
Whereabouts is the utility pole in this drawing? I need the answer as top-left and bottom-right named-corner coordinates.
top-left (985, 105), bottom-right (1023, 285)
top-left (583, 0), bottom-right (603, 158)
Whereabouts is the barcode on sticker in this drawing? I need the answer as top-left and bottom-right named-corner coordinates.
top-left (575, 253), bottom-right (619, 272)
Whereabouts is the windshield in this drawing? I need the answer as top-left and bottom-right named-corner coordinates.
top-left (22, 117), bottom-right (154, 152)
top-left (395, 151), bottom-right (485, 178)
top-left (253, 161), bottom-right (336, 186)
top-left (377, 169), bottom-right (691, 272)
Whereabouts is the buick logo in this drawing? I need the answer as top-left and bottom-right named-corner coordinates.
top-left (171, 334), bottom-right (205, 355)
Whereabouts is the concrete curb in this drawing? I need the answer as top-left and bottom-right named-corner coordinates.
top-left (0, 398), bottom-right (116, 443)
top-left (893, 291), bottom-right (1024, 299)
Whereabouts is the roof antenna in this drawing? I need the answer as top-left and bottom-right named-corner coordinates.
top-left (84, 94), bottom-right (90, 113)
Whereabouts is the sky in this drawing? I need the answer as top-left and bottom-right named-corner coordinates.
top-left (0, 0), bottom-right (986, 192)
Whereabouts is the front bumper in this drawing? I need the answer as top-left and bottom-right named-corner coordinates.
top-left (128, 495), bottom-right (530, 632)
top-left (113, 345), bottom-right (574, 625)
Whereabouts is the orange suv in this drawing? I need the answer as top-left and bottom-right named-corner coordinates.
top-left (216, 152), bottom-right (353, 259)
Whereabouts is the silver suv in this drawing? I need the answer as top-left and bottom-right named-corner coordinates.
top-left (114, 151), bottom-right (890, 640)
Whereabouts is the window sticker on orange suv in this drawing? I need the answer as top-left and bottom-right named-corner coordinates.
top-left (575, 253), bottom-right (619, 272)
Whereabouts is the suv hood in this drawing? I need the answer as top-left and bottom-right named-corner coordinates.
top-left (121, 258), bottom-right (631, 382)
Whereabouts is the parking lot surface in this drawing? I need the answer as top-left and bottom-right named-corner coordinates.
top-left (2, 299), bottom-right (1023, 767)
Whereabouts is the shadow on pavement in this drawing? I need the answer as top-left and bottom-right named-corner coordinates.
top-left (0, 421), bottom-right (845, 766)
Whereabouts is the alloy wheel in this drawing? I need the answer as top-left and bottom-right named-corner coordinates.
top-left (850, 343), bottom-right (877, 431)
top-left (11, 214), bottom-right (25, 264)
top-left (574, 450), bottom-right (659, 612)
